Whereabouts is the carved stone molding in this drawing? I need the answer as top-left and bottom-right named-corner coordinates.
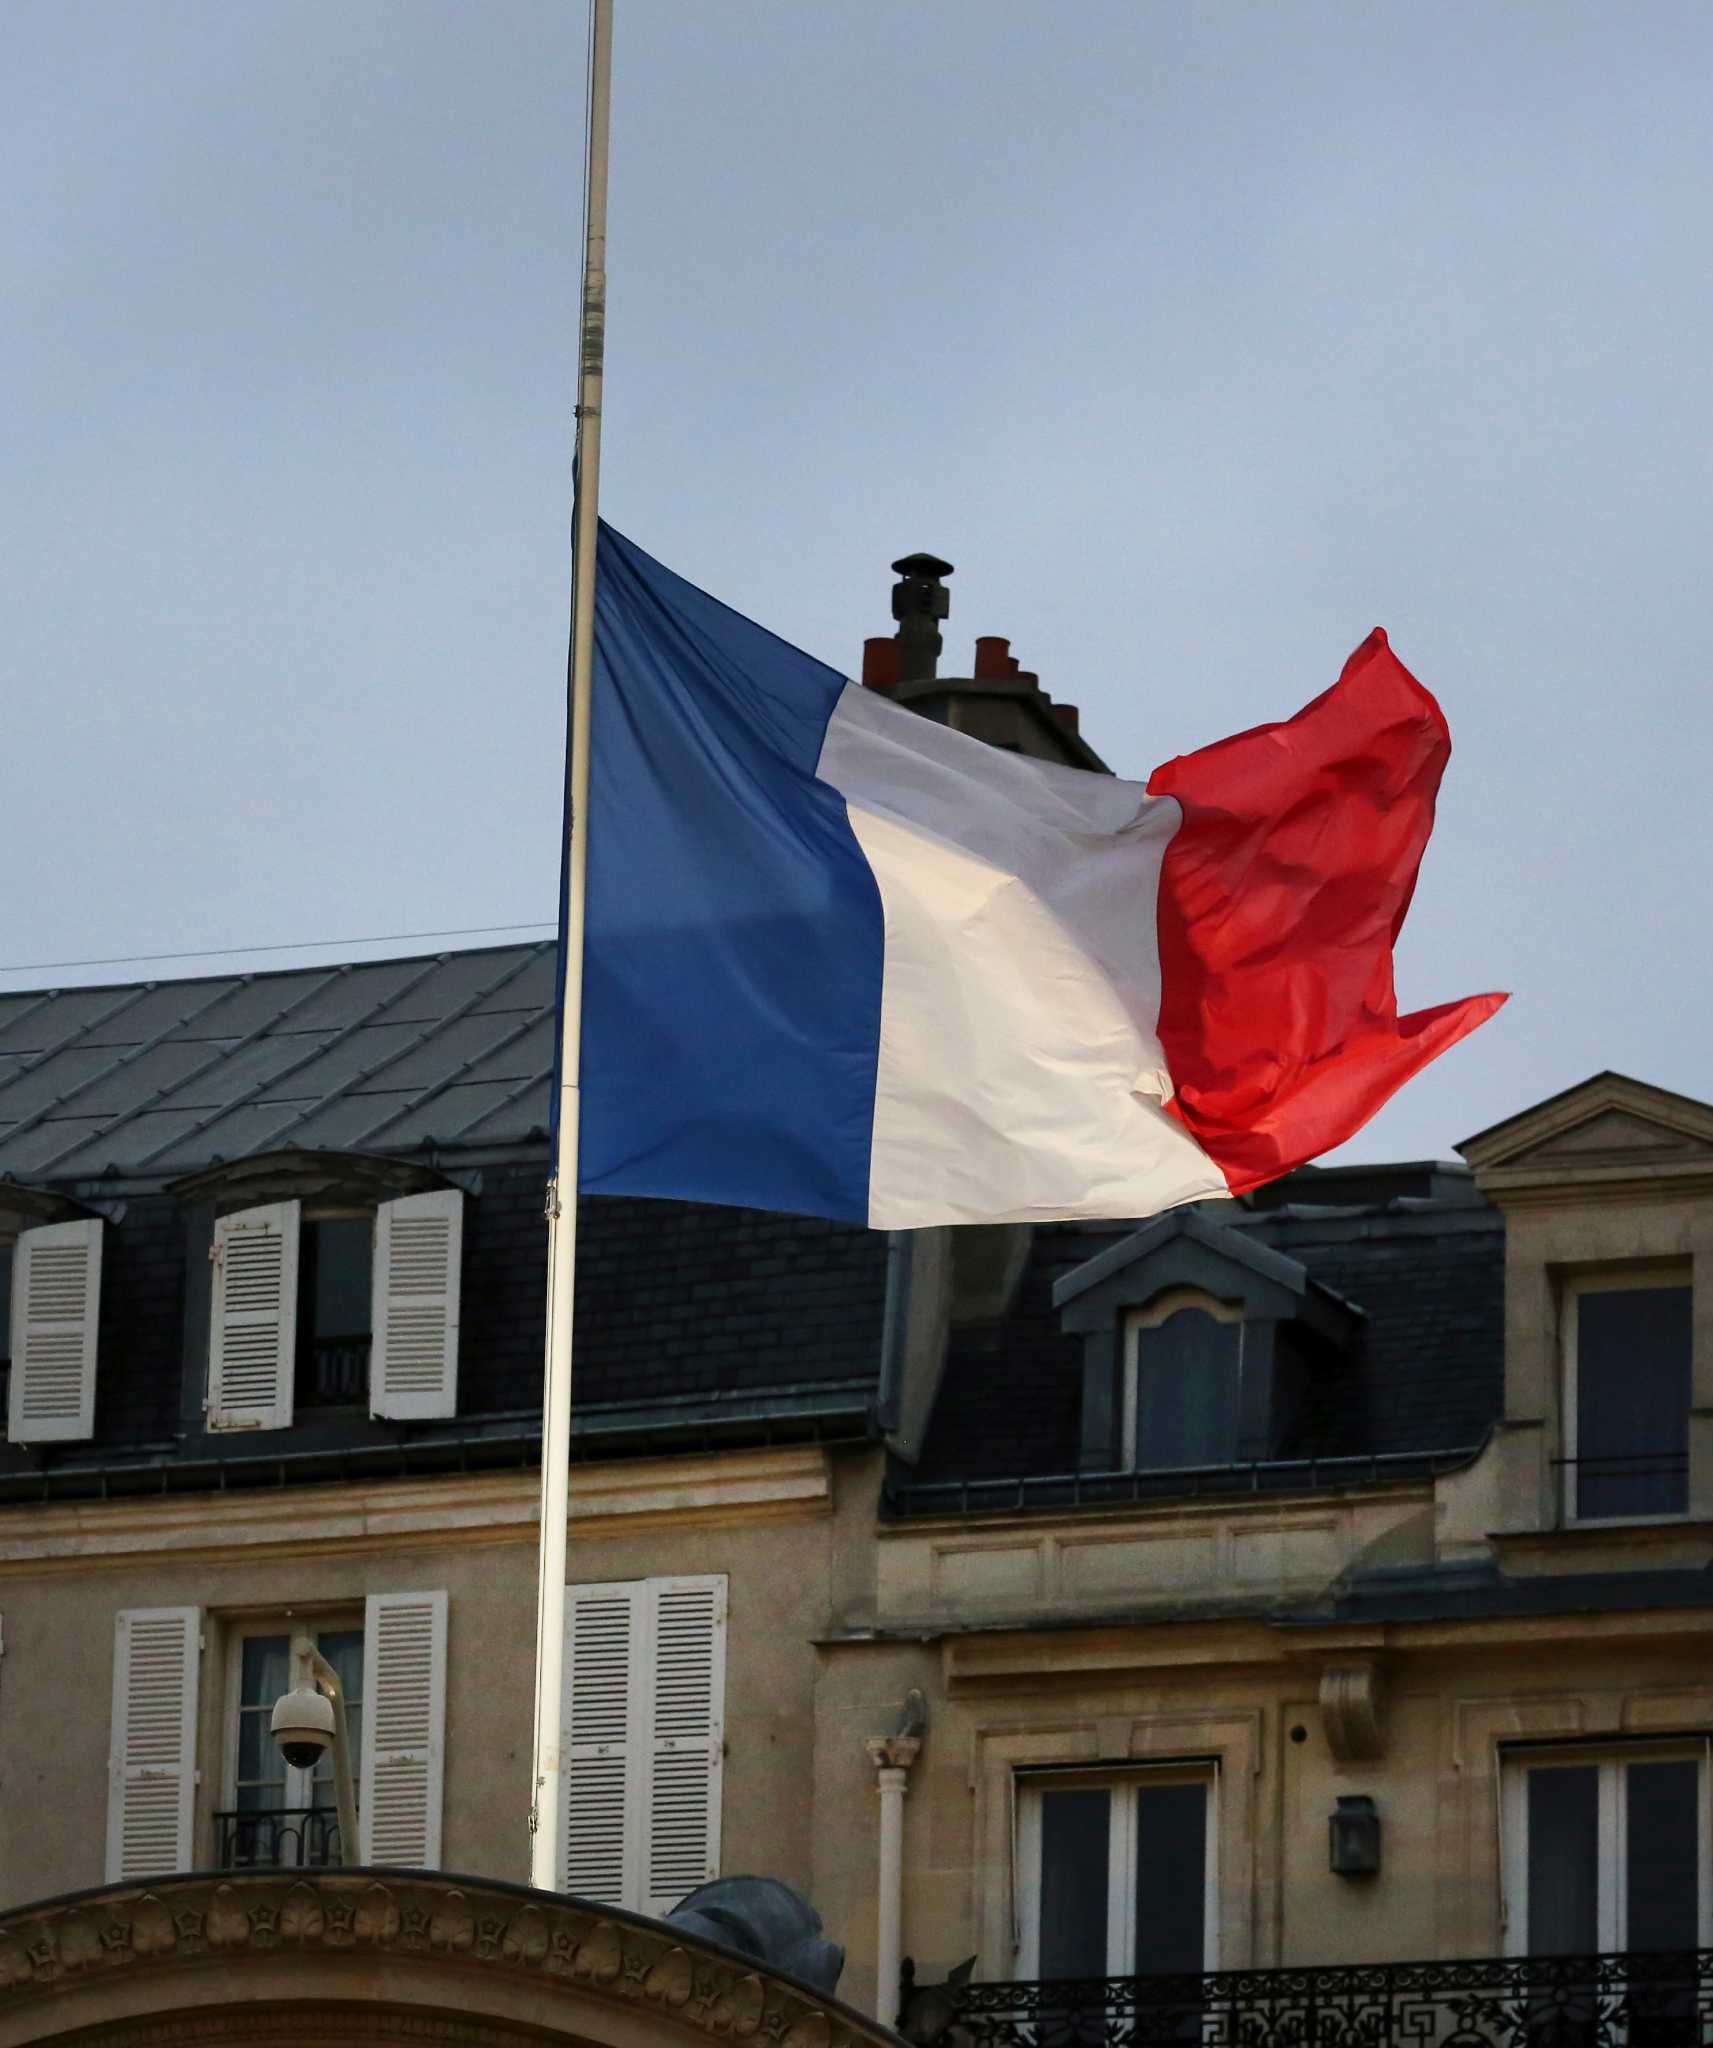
top-left (0, 1870), bottom-right (899, 2048)
top-left (1319, 1659), bottom-right (1387, 1761)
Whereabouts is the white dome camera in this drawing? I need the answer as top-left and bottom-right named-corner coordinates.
top-left (269, 1684), bottom-right (335, 1770)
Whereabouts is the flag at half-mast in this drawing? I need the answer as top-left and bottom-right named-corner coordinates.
top-left (575, 524), bottom-right (1505, 1230)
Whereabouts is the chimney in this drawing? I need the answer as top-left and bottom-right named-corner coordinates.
top-left (890, 553), bottom-right (954, 682)
top-left (973, 636), bottom-right (1011, 680)
top-left (862, 637), bottom-right (902, 691)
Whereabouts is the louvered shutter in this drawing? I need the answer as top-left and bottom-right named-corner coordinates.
top-left (369, 1190), bottom-right (463, 1420)
top-left (562, 1580), bottom-right (642, 1904)
top-left (645, 1576), bottom-right (726, 1915)
top-left (560, 1575), bottom-right (726, 1912)
top-left (359, 1589), bottom-right (447, 1867)
top-left (8, 1218), bottom-right (103, 1443)
top-left (208, 1202), bottom-right (298, 1430)
top-left (106, 1607), bottom-right (200, 1882)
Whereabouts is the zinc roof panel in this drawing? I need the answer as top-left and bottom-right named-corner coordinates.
top-left (160, 969), bottom-right (349, 1041)
top-left (371, 1078), bottom-right (550, 1148)
top-left (263, 956), bottom-right (447, 1032)
top-left (0, 986), bottom-right (149, 1057)
top-left (51, 1040), bottom-right (229, 1119)
top-left (0, 1047), bottom-right (122, 1120)
top-left (371, 947), bottom-right (546, 1025)
top-left (459, 1014), bottom-right (556, 1087)
top-left (468, 947), bottom-right (558, 1015)
top-left (140, 1031), bottom-right (338, 1112)
top-left (137, 1099), bottom-right (324, 1173)
top-left (57, 1107), bottom-right (211, 1176)
top-left (0, 1116), bottom-right (120, 1179)
top-left (348, 1013), bottom-right (541, 1093)
top-left (240, 1021), bottom-right (427, 1103)
top-left (73, 981), bottom-right (234, 1047)
top-left (281, 1091), bottom-right (424, 1149)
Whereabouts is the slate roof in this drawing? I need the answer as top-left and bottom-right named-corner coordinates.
top-left (0, 946), bottom-right (890, 1495)
top-left (0, 944), bottom-right (559, 1185)
top-left (899, 1171), bottom-right (1506, 1505)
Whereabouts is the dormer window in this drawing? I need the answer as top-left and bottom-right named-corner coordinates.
top-left (174, 1153), bottom-right (465, 1434)
top-left (1564, 1274), bottom-right (1691, 1522)
top-left (1055, 1208), bottom-right (1359, 1478)
top-left (1124, 1290), bottom-right (1244, 1472)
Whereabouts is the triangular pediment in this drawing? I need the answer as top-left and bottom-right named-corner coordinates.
top-left (1459, 1072), bottom-right (1713, 1193)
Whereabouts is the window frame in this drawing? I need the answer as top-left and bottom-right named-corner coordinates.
top-left (219, 1610), bottom-right (365, 1865)
top-left (1561, 1267), bottom-right (1693, 1527)
top-left (294, 1203), bottom-right (377, 1416)
top-left (1015, 1763), bottom-right (1219, 1980)
top-left (1500, 1740), bottom-right (1713, 1954)
top-left (1121, 1290), bottom-right (1244, 1476)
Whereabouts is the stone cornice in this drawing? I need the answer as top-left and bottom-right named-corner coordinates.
top-left (0, 1445), bottom-right (832, 1578)
top-left (0, 1869), bottom-right (898, 2048)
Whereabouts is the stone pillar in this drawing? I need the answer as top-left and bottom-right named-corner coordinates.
top-left (864, 1734), bottom-right (922, 2025)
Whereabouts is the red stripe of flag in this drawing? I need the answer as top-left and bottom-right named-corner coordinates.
top-left (1147, 629), bottom-right (1507, 1195)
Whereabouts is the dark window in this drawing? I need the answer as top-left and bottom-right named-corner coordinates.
top-left (1519, 1755), bottom-right (1705, 1955)
top-left (1031, 1778), bottom-right (1210, 1981)
top-left (1575, 1287), bottom-right (1691, 1519)
top-left (1134, 1783), bottom-right (1206, 1976)
top-left (1627, 1759), bottom-right (1700, 1951)
top-left (1135, 1309), bottom-right (1240, 1470)
top-left (295, 1217), bottom-right (372, 1409)
top-left (1039, 1789), bottom-right (1111, 1979)
top-left (1527, 1764), bottom-right (1600, 1954)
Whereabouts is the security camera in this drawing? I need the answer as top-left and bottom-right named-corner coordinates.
top-left (269, 1684), bottom-right (335, 1769)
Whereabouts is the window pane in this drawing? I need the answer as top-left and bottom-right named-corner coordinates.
top-left (310, 1220), bottom-right (372, 1338)
top-left (1576, 1289), bottom-right (1690, 1519)
top-left (241, 1635), bottom-right (292, 1707)
top-left (1133, 1783), bottom-right (1207, 1975)
top-left (1528, 1766), bottom-right (1600, 1954)
top-left (235, 1635), bottom-right (292, 1811)
top-left (1136, 1311), bottom-right (1240, 1470)
top-left (297, 1219), bottom-right (373, 1406)
top-left (1627, 1760), bottom-right (1700, 1951)
top-left (310, 1627), bottom-right (364, 1802)
top-left (1039, 1789), bottom-right (1111, 1980)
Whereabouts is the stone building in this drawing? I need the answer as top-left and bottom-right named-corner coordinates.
top-left (0, 561), bottom-right (1708, 2046)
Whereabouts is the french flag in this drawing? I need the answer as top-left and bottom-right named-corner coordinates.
top-left (578, 525), bottom-right (1505, 1229)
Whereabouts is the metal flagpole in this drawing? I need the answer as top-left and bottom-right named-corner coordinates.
top-left (529, 0), bottom-right (613, 1891)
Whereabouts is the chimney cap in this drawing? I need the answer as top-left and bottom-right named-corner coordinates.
top-left (892, 552), bottom-right (954, 580)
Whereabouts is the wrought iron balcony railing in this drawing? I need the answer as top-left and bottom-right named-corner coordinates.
top-left (214, 1806), bottom-right (344, 1870)
top-left (928, 1950), bottom-right (1711, 2048)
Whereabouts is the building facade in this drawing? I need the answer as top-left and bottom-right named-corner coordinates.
top-left (1, 566), bottom-right (1707, 2039)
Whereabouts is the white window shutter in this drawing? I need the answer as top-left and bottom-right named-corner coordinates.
top-left (8, 1218), bottom-right (103, 1443)
top-left (106, 1607), bottom-right (200, 1882)
top-left (369, 1190), bottom-right (463, 1421)
top-left (359, 1589), bottom-right (447, 1867)
top-left (562, 1580), bottom-right (643, 1904)
top-left (560, 1575), bottom-right (726, 1914)
top-left (208, 1202), bottom-right (298, 1430)
top-left (645, 1575), bottom-right (726, 1915)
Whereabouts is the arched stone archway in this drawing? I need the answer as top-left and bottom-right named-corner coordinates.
top-left (0, 1871), bottom-right (898, 2048)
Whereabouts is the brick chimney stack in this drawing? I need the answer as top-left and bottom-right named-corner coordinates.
top-left (859, 551), bottom-right (1109, 773)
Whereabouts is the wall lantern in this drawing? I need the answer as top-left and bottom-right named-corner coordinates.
top-left (1329, 1795), bottom-right (1381, 1877)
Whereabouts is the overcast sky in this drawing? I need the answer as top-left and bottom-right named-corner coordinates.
top-left (5, 1), bottom-right (1710, 1168)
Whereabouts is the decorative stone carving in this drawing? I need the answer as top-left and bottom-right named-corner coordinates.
top-left (0, 1871), bottom-right (895, 2048)
top-left (1319, 1659), bottom-right (1387, 1761)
